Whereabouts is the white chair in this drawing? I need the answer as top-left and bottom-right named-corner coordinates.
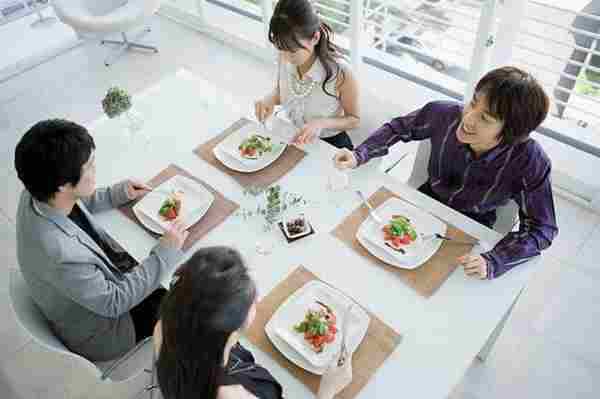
top-left (52, 0), bottom-right (161, 66)
top-left (406, 139), bottom-right (518, 235)
top-left (8, 269), bottom-right (156, 399)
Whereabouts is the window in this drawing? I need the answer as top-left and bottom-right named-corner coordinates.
top-left (363, 0), bottom-right (483, 97)
top-left (500, 0), bottom-right (600, 200)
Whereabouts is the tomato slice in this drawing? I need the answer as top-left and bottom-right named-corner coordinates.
top-left (165, 208), bottom-right (177, 220)
top-left (313, 335), bottom-right (326, 346)
top-left (392, 236), bottom-right (404, 247)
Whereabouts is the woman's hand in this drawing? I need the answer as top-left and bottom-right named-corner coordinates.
top-left (254, 96), bottom-right (276, 123)
top-left (293, 120), bottom-right (322, 146)
top-left (333, 148), bottom-right (358, 170)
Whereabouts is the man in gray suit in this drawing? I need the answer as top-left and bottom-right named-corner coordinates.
top-left (14, 119), bottom-right (188, 361)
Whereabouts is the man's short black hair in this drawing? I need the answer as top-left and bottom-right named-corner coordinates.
top-left (15, 119), bottom-right (95, 203)
top-left (475, 66), bottom-right (550, 145)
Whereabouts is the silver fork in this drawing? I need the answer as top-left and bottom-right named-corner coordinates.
top-left (421, 233), bottom-right (478, 245)
top-left (337, 304), bottom-right (354, 367)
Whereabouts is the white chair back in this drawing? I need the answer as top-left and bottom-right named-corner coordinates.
top-left (406, 140), bottom-right (518, 235)
top-left (8, 269), bottom-right (102, 376)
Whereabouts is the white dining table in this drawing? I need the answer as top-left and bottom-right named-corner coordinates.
top-left (90, 69), bottom-right (538, 399)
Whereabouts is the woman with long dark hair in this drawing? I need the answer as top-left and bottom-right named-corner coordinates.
top-left (153, 247), bottom-right (283, 399)
top-left (255, 0), bottom-right (360, 150)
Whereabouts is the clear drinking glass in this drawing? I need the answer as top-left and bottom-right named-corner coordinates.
top-left (327, 166), bottom-right (350, 208)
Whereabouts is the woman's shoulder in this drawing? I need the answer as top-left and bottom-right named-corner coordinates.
top-left (333, 54), bottom-right (352, 71)
top-left (218, 385), bottom-right (258, 399)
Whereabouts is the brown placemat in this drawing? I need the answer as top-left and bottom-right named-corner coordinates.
top-left (332, 187), bottom-right (477, 298)
top-left (193, 118), bottom-right (307, 188)
top-left (119, 164), bottom-right (239, 252)
top-left (246, 266), bottom-right (401, 399)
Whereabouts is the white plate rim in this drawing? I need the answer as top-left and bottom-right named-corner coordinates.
top-left (356, 197), bottom-right (447, 270)
top-left (264, 280), bottom-right (370, 375)
top-left (213, 125), bottom-right (287, 173)
top-left (132, 175), bottom-right (215, 234)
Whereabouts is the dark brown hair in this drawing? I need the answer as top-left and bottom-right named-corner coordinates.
top-left (269, 0), bottom-right (345, 98)
top-left (15, 119), bottom-right (95, 202)
top-left (155, 247), bottom-right (257, 399)
top-left (475, 66), bottom-right (550, 145)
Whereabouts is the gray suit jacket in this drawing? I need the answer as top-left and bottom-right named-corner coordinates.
top-left (16, 182), bottom-right (183, 361)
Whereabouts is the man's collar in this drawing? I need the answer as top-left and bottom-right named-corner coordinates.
top-left (31, 196), bottom-right (78, 236)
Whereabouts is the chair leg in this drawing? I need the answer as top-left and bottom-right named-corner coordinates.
top-left (101, 29), bottom-right (158, 67)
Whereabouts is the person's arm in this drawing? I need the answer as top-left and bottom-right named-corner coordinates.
top-left (480, 150), bottom-right (558, 279)
top-left (51, 242), bottom-right (182, 318)
top-left (80, 181), bottom-right (130, 213)
top-left (353, 102), bottom-right (437, 166)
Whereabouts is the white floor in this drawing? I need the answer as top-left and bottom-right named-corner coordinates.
top-left (0, 14), bottom-right (599, 399)
top-left (0, 7), bottom-right (79, 82)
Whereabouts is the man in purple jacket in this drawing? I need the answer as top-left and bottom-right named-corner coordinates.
top-left (334, 67), bottom-right (558, 280)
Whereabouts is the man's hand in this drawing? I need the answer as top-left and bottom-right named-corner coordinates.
top-left (333, 148), bottom-right (358, 170)
top-left (457, 254), bottom-right (488, 279)
top-left (126, 179), bottom-right (152, 200)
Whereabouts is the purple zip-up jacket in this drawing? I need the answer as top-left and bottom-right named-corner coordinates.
top-left (354, 101), bottom-right (558, 279)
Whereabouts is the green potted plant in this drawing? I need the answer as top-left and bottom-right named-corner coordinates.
top-left (102, 87), bottom-right (144, 135)
top-left (102, 87), bottom-right (132, 118)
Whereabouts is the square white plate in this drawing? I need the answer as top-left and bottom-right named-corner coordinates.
top-left (265, 280), bottom-right (370, 375)
top-left (357, 197), bottom-right (447, 269)
top-left (133, 175), bottom-right (214, 234)
top-left (214, 122), bottom-right (286, 172)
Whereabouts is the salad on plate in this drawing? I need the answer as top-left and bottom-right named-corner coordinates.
top-left (382, 214), bottom-right (418, 253)
top-left (158, 191), bottom-right (184, 221)
top-left (238, 134), bottom-right (273, 159)
top-left (293, 301), bottom-right (338, 353)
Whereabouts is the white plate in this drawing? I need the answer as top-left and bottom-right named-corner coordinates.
top-left (356, 197), bottom-right (446, 269)
top-left (265, 280), bottom-right (370, 375)
top-left (213, 122), bottom-right (287, 173)
top-left (133, 175), bottom-right (214, 234)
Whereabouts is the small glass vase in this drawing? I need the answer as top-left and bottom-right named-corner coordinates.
top-left (119, 108), bottom-right (145, 140)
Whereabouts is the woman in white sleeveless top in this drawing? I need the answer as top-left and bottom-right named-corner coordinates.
top-left (254, 0), bottom-right (360, 150)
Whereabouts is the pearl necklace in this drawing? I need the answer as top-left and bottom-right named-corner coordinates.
top-left (289, 71), bottom-right (319, 98)
top-left (287, 71), bottom-right (318, 128)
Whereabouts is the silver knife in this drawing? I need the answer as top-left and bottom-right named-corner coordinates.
top-left (356, 190), bottom-right (384, 225)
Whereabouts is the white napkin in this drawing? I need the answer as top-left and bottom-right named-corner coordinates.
top-left (317, 316), bottom-right (356, 399)
top-left (317, 352), bottom-right (353, 399)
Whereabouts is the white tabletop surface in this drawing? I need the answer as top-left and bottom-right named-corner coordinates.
top-left (90, 70), bottom-right (538, 399)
